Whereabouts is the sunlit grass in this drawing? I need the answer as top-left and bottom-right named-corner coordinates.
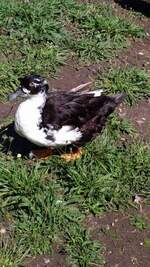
top-left (0, 0), bottom-right (149, 265)
top-left (0, 115), bottom-right (149, 265)
top-left (0, 0), bottom-right (144, 97)
top-left (96, 67), bottom-right (150, 105)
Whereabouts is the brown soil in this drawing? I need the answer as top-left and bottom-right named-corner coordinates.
top-left (85, 205), bottom-right (150, 267)
top-left (23, 206), bottom-right (150, 267)
top-left (112, 38), bottom-right (150, 70)
top-left (118, 100), bottom-right (150, 142)
top-left (0, 101), bottom-right (19, 121)
top-left (0, 1), bottom-right (150, 267)
top-left (24, 253), bottom-right (67, 267)
top-left (48, 59), bottom-right (100, 91)
top-left (115, 0), bottom-right (150, 18)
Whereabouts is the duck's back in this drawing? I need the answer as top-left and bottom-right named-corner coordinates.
top-left (41, 91), bottom-right (125, 146)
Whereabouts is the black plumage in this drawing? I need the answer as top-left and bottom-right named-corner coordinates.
top-left (42, 90), bottom-right (125, 146)
top-left (8, 74), bottom-right (126, 150)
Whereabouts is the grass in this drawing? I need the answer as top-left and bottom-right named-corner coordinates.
top-left (58, 131), bottom-right (150, 213)
top-left (0, 114), bottom-right (150, 266)
top-left (96, 67), bottom-right (150, 105)
top-left (0, 233), bottom-right (28, 267)
top-left (0, 0), bottom-right (144, 98)
top-left (130, 215), bottom-right (149, 231)
top-left (144, 239), bottom-right (150, 247)
top-left (101, 227), bottom-right (120, 241)
top-left (65, 224), bottom-right (103, 267)
top-left (0, 156), bottom-right (103, 265)
top-left (68, 4), bottom-right (144, 62)
top-left (0, 0), bottom-right (149, 266)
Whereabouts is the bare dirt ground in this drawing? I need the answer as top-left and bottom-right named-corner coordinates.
top-left (118, 100), bottom-right (150, 142)
top-left (0, 0), bottom-right (150, 267)
top-left (24, 253), bottom-right (67, 267)
top-left (25, 206), bottom-right (150, 267)
top-left (85, 205), bottom-right (150, 267)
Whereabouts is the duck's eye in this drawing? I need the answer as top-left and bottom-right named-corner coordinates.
top-left (29, 82), bottom-right (36, 87)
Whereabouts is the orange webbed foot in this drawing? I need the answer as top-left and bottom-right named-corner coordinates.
top-left (61, 147), bottom-right (83, 162)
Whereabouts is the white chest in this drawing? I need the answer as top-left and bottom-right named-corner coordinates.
top-left (15, 94), bottom-right (49, 147)
top-left (15, 94), bottom-right (82, 147)
top-left (15, 102), bottom-right (41, 135)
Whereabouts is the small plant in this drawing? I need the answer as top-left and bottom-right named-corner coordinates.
top-left (65, 223), bottom-right (103, 267)
top-left (101, 227), bottom-right (120, 240)
top-left (0, 231), bottom-right (28, 267)
top-left (96, 68), bottom-right (150, 105)
top-left (144, 239), bottom-right (150, 247)
top-left (130, 215), bottom-right (148, 230)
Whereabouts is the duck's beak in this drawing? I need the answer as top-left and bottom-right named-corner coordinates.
top-left (8, 87), bottom-right (24, 101)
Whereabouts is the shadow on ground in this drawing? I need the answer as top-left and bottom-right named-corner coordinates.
top-left (115, 0), bottom-right (150, 17)
top-left (0, 123), bottom-right (77, 159)
top-left (0, 123), bottom-right (36, 157)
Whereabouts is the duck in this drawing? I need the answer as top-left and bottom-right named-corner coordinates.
top-left (8, 74), bottom-right (126, 160)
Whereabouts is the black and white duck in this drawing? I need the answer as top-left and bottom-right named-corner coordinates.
top-left (8, 74), bottom-right (126, 160)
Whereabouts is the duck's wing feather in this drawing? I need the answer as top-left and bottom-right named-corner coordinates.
top-left (42, 91), bottom-right (125, 134)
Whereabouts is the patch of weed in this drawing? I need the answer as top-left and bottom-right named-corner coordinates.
top-left (130, 215), bottom-right (149, 230)
top-left (101, 227), bottom-right (120, 240)
top-left (96, 68), bottom-right (150, 105)
top-left (0, 0), bottom-right (70, 97)
top-left (0, 0), bottom-right (69, 44)
top-left (144, 239), bottom-right (150, 247)
top-left (0, 43), bottom-right (65, 97)
top-left (68, 3), bottom-right (144, 62)
top-left (0, 0), bottom-right (144, 98)
top-left (0, 157), bottom-right (102, 265)
top-left (0, 115), bottom-right (149, 264)
top-left (56, 130), bottom-right (150, 213)
top-left (0, 232), bottom-right (28, 267)
top-left (65, 223), bottom-right (103, 267)
top-left (106, 114), bottom-right (135, 139)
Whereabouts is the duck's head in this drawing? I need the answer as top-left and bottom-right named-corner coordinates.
top-left (8, 74), bottom-right (49, 101)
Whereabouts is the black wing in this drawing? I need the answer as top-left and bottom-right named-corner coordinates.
top-left (41, 91), bottom-right (125, 133)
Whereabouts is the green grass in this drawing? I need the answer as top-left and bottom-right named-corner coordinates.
top-left (130, 215), bottom-right (149, 231)
top-left (144, 239), bottom-right (150, 247)
top-left (65, 224), bottom-right (103, 267)
top-left (0, 0), bottom-right (144, 98)
top-left (0, 232), bottom-right (28, 267)
top-left (0, 157), bottom-right (103, 265)
top-left (96, 68), bottom-right (150, 105)
top-left (0, 0), bottom-right (149, 266)
top-left (68, 4), bottom-right (144, 62)
top-left (101, 227), bottom-right (120, 241)
top-left (0, 115), bottom-right (150, 265)
top-left (58, 134), bottom-right (149, 214)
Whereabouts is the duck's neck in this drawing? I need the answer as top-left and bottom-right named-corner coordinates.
top-left (26, 91), bottom-right (47, 108)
